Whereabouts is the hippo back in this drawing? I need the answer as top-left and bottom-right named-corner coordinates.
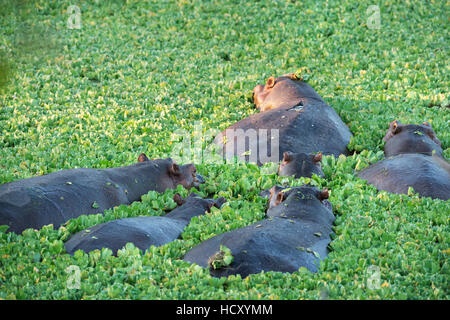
top-left (65, 216), bottom-right (186, 255)
top-left (184, 217), bottom-right (333, 278)
top-left (0, 169), bottom-right (128, 233)
top-left (215, 101), bottom-right (352, 166)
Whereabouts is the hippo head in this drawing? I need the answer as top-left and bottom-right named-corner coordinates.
top-left (278, 151), bottom-right (325, 179)
top-left (252, 73), bottom-right (303, 112)
top-left (169, 162), bottom-right (205, 189)
top-left (383, 120), bottom-right (443, 157)
top-left (138, 153), bottom-right (205, 189)
top-left (267, 185), bottom-right (330, 210)
top-left (173, 193), bottom-right (226, 212)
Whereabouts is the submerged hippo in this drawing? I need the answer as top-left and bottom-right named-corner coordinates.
top-left (214, 73), bottom-right (352, 166)
top-left (0, 153), bottom-right (204, 234)
top-left (358, 154), bottom-right (450, 200)
top-left (278, 151), bottom-right (324, 179)
top-left (383, 120), bottom-right (443, 157)
top-left (184, 185), bottom-right (335, 278)
top-left (65, 193), bottom-right (226, 255)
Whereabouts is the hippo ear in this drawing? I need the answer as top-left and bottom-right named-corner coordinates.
top-left (282, 151), bottom-right (294, 163)
top-left (275, 191), bottom-right (285, 206)
top-left (169, 162), bottom-right (181, 176)
top-left (423, 121), bottom-right (431, 127)
top-left (317, 188), bottom-right (329, 201)
top-left (173, 193), bottom-right (185, 206)
top-left (383, 120), bottom-right (401, 142)
top-left (312, 153), bottom-right (322, 163)
top-left (138, 153), bottom-right (149, 162)
top-left (214, 197), bottom-right (227, 208)
top-left (267, 186), bottom-right (278, 206)
top-left (266, 77), bottom-right (275, 89)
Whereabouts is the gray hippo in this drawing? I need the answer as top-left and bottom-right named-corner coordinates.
top-left (214, 73), bottom-right (352, 166)
top-left (65, 193), bottom-right (226, 255)
top-left (278, 151), bottom-right (324, 179)
top-left (184, 185), bottom-right (335, 278)
top-left (383, 120), bottom-right (443, 157)
top-left (0, 153), bottom-right (204, 234)
top-left (358, 154), bottom-right (450, 200)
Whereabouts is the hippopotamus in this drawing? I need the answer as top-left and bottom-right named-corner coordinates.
top-left (214, 73), bottom-right (352, 166)
top-left (0, 153), bottom-right (204, 234)
top-left (383, 120), bottom-right (443, 157)
top-left (278, 151), bottom-right (324, 179)
top-left (358, 154), bottom-right (450, 200)
top-left (252, 73), bottom-right (325, 112)
top-left (184, 185), bottom-right (335, 278)
top-left (65, 193), bottom-right (226, 255)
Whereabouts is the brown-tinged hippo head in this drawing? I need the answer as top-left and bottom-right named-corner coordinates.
top-left (278, 151), bottom-right (325, 179)
top-left (138, 153), bottom-right (205, 189)
top-left (383, 120), bottom-right (443, 157)
top-left (252, 73), bottom-right (324, 112)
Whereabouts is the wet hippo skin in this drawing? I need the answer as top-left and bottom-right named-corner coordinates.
top-left (184, 185), bottom-right (335, 278)
top-left (0, 154), bottom-right (204, 234)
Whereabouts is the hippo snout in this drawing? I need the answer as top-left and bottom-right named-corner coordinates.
top-left (194, 174), bottom-right (205, 187)
top-left (214, 196), bottom-right (227, 208)
top-left (252, 84), bottom-right (264, 107)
